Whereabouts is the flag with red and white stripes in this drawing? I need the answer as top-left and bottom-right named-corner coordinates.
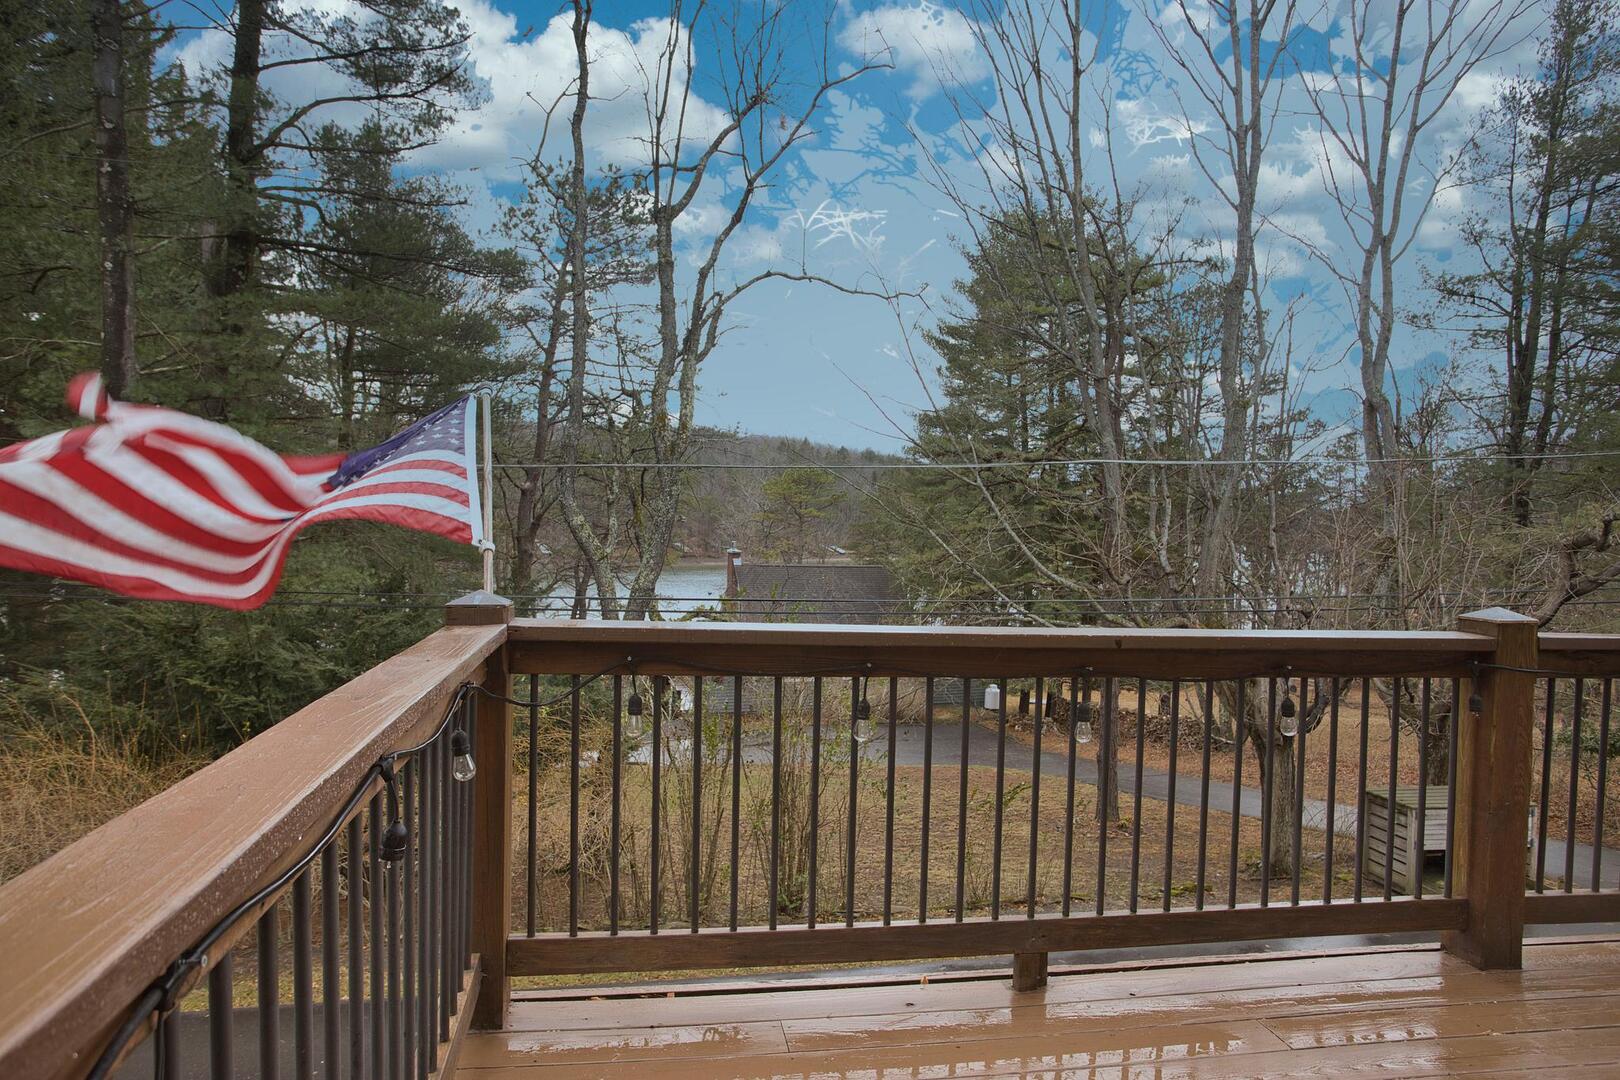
top-left (0, 373), bottom-right (486, 609)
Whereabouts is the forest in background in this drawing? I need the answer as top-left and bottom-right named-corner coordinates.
top-left (1, 0), bottom-right (1618, 874)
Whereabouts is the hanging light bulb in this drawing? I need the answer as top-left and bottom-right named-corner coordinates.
top-left (450, 728), bottom-right (477, 782)
top-left (1278, 681), bottom-right (1299, 738)
top-left (1075, 700), bottom-right (1094, 745)
top-left (983, 681), bottom-right (1002, 711)
top-left (1468, 665), bottom-right (1485, 714)
top-left (852, 672), bottom-right (875, 745)
top-left (626, 677), bottom-right (645, 742)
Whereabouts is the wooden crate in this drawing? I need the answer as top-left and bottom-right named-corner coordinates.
top-left (1363, 786), bottom-right (1538, 893)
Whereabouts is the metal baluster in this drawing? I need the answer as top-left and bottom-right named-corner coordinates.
top-left (319, 844), bottom-right (339, 1080)
top-left (1537, 679), bottom-right (1555, 891)
top-left (1098, 677), bottom-right (1115, 916)
top-left (388, 810), bottom-right (402, 1080)
top-left (401, 762), bottom-right (415, 1080)
top-left (438, 733), bottom-right (451, 1039)
top-left (1260, 678), bottom-right (1277, 908)
top-left (650, 679), bottom-right (663, 934)
top-left (1415, 680), bottom-right (1430, 900)
top-left (1196, 680), bottom-right (1214, 911)
top-left (1325, 685), bottom-right (1341, 904)
top-left (920, 678), bottom-right (934, 923)
top-left (1354, 678), bottom-right (1371, 903)
top-left (808, 678), bottom-right (824, 927)
top-left (293, 870), bottom-right (314, 1080)
top-left (1163, 680), bottom-right (1180, 913)
top-left (159, 1000), bottom-right (180, 1080)
top-left (1291, 677), bottom-right (1308, 906)
top-left (991, 678), bottom-right (1007, 919)
top-left (1384, 678), bottom-right (1401, 901)
top-left (1129, 678), bottom-right (1147, 914)
top-left (956, 678), bottom-right (971, 922)
top-left (208, 951), bottom-right (232, 1080)
top-left (1228, 680), bottom-right (1246, 910)
top-left (260, 905), bottom-right (281, 1080)
top-left (570, 675), bottom-right (581, 936)
top-left (1596, 680), bottom-right (1612, 893)
top-left (846, 676), bottom-right (860, 928)
top-left (526, 673), bottom-right (538, 938)
top-left (691, 676), bottom-right (704, 932)
top-left (464, 700), bottom-right (476, 972)
top-left (769, 678), bottom-right (783, 930)
top-left (1061, 675), bottom-right (1081, 918)
top-left (1567, 677), bottom-right (1585, 892)
top-left (1027, 677), bottom-right (1044, 919)
top-left (417, 743), bottom-right (432, 1080)
top-left (730, 677), bottom-right (743, 931)
top-left (611, 676), bottom-right (622, 935)
top-left (348, 816), bottom-right (365, 1080)
top-left (370, 793), bottom-right (384, 1074)
top-left (1444, 678), bottom-right (1460, 900)
top-left (884, 678), bottom-right (898, 926)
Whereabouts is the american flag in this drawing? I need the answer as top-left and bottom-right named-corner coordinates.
top-left (0, 374), bottom-right (486, 609)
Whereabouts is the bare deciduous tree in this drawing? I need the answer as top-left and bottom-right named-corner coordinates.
top-left (551, 0), bottom-right (894, 619)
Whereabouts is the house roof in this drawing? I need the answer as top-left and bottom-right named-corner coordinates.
top-left (725, 563), bottom-right (901, 624)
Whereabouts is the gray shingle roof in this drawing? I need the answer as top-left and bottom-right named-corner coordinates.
top-left (725, 564), bottom-right (900, 624)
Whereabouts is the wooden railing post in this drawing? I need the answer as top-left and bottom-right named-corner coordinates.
top-left (1012, 951), bottom-right (1048, 991)
top-left (1444, 607), bottom-right (1538, 970)
top-left (449, 591), bottom-right (513, 1029)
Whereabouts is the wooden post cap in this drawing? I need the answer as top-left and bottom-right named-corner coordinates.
top-left (1457, 606), bottom-right (1538, 626)
top-left (446, 591), bottom-right (513, 626)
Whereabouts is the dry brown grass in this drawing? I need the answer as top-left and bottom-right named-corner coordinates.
top-left (0, 715), bottom-right (207, 883)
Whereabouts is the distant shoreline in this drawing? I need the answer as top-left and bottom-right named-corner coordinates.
top-left (669, 556), bottom-right (860, 568)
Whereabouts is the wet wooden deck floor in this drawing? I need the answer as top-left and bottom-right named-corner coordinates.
top-left (455, 936), bottom-right (1620, 1078)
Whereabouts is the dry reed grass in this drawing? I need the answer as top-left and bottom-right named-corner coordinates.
top-left (0, 695), bottom-right (207, 883)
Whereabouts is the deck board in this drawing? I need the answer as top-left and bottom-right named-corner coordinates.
top-left (457, 938), bottom-right (1620, 1079)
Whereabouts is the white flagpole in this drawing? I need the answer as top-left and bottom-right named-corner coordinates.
top-left (479, 387), bottom-right (495, 592)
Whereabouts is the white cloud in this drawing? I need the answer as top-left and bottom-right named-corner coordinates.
top-left (839, 2), bottom-right (989, 99)
top-left (421, 8), bottom-right (732, 177)
top-left (729, 224), bottom-right (786, 266)
top-left (172, 2), bottom-right (734, 181)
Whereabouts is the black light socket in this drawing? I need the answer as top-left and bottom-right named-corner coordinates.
top-left (380, 819), bottom-right (409, 862)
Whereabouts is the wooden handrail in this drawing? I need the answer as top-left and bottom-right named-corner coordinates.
top-left (0, 619), bottom-right (507, 1080)
top-left (507, 618), bottom-right (1495, 678)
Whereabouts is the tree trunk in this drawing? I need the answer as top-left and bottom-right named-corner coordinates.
top-left (208, 0), bottom-right (263, 302)
top-left (1094, 680), bottom-right (1121, 823)
top-left (1250, 724), bottom-right (1297, 880)
top-left (90, 0), bottom-right (136, 397)
top-left (510, 350), bottom-right (558, 596)
top-left (553, 0), bottom-right (620, 617)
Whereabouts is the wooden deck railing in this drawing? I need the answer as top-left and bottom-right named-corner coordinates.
top-left (498, 608), bottom-right (1620, 1022)
top-left (3, 602), bottom-right (1619, 1079)
top-left (0, 595), bottom-right (512, 1080)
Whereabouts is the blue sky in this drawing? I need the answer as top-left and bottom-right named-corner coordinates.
top-left (172, 1), bottom-right (1546, 452)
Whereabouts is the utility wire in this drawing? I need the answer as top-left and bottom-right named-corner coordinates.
top-left (492, 448), bottom-right (1620, 471)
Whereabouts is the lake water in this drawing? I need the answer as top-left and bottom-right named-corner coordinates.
top-left (538, 562), bottom-right (727, 616)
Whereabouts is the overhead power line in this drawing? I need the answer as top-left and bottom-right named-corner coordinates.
top-left (492, 448), bottom-right (1620, 471)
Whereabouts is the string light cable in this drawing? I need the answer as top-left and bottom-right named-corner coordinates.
top-left (84, 662), bottom-right (628, 1080)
